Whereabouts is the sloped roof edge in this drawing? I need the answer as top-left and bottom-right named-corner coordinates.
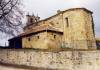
top-left (24, 8), bottom-right (93, 29)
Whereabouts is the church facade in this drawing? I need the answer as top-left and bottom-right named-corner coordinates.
top-left (9, 8), bottom-right (96, 50)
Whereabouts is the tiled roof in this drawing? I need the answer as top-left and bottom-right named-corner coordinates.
top-left (10, 24), bottom-right (63, 39)
top-left (29, 24), bottom-right (63, 33)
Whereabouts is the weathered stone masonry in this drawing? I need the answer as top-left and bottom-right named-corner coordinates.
top-left (0, 49), bottom-right (100, 70)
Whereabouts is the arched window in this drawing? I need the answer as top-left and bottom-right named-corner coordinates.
top-left (65, 17), bottom-right (69, 27)
top-left (54, 35), bottom-right (56, 39)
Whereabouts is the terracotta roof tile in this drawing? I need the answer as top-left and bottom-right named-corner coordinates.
top-left (17, 24), bottom-right (63, 38)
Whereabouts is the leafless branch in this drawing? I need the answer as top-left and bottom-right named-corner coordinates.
top-left (0, 0), bottom-right (23, 36)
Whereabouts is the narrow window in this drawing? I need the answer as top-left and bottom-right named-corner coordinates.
top-left (65, 17), bottom-right (69, 27)
top-left (54, 35), bottom-right (56, 39)
top-left (28, 37), bottom-right (31, 41)
top-left (37, 36), bottom-right (39, 39)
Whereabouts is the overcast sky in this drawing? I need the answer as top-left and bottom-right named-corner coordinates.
top-left (0, 0), bottom-right (100, 46)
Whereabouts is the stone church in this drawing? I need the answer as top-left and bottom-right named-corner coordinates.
top-left (8, 8), bottom-right (96, 50)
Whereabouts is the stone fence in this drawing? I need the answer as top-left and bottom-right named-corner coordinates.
top-left (0, 49), bottom-right (100, 70)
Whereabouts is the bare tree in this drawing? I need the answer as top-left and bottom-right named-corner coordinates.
top-left (0, 0), bottom-right (23, 36)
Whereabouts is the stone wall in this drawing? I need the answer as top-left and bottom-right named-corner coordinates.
top-left (0, 49), bottom-right (100, 70)
top-left (22, 32), bottom-right (48, 49)
top-left (22, 31), bottom-right (63, 50)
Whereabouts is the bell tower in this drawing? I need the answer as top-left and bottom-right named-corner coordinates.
top-left (26, 13), bottom-right (40, 26)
